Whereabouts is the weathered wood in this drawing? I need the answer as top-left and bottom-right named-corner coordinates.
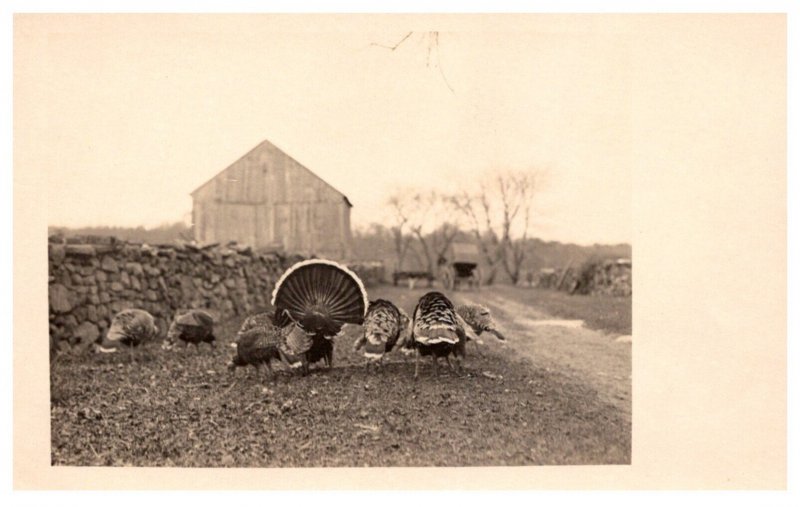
top-left (191, 140), bottom-right (351, 259)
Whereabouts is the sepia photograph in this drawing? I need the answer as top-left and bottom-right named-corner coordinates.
top-left (12, 7), bottom-right (787, 490)
top-left (36, 14), bottom-right (632, 468)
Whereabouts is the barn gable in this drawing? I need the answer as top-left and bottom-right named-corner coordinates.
top-left (191, 140), bottom-right (352, 259)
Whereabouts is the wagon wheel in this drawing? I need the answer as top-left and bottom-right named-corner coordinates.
top-left (472, 266), bottom-right (482, 291)
top-left (441, 266), bottom-right (454, 291)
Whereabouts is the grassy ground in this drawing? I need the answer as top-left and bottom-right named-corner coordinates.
top-left (495, 286), bottom-right (632, 335)
top-left (50, 285), bottom-right (631, 467)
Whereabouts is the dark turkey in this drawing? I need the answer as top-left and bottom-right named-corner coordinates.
top-left (269, 259), bottom-right (368, 375)
top-left (166, 309), bottom-right (217, 351)
top-left (409, 291), bottom-right (467, 378)
top-left (353, 299), bottom-right (411, 371)
top-left (228, 312), bottom-right (293, 381)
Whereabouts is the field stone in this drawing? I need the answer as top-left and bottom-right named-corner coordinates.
top-left (86, 305), bottom-right (98, 323)
top-left (110, 282), bottom-right (124, 292)
top-left (131, 276), bottom-right (141, 291)
top-left (49, 244), bottom-right (66, 264)
top-left (73, 322), bottom-right (100, 346)
top-left (73, 306), bottom-right (87, 321)
top-left (65, 244), bottom-right (96, 257)
top-left (101, 256), bottom-right (119, 273)
top-left (95, 271), bottom-right (107, 283)
top-left (127, 262), bottom-right (144, 277)
top-left (63, 314), bottom-right (79, 332)
top-left (49, 284), bottom-right (74, 313)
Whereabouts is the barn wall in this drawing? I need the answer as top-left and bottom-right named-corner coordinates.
top-left (191, 141), bottom-right (352, 258)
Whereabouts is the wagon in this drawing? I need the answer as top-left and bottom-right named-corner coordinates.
top-left (439, 242), bottom-right (482, 291)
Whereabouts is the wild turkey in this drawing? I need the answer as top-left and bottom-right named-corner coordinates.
top-left (454, 304), bottom-right (507, 355)
top-left (228, 311), bottom-right (294, 381)
top-left (270, 259), bottom-right (368, 375)
top-left (353, 299), bottom-right (411, 371)
top-left (97, 309), bottom-right (159, 361)
top-left (166, 309), bottom-right (216, 351)
top-left (455, 304), bottom-right (506, 341)
top-left (409, 291), bottom-right (467, 378)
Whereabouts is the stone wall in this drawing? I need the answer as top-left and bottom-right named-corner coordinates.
top-left (48, 236), bottom-right (296, 354)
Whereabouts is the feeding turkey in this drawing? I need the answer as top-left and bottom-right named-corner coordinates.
top-left (245, 259), bottom-right (369, 375)
top-left (228, 311), bottom-right (295, 381)
top-left (97, 308), bottom-right (159, 362)
top-left (409, 291), bottom-right (468, 378)
top-left (353, 299), bottom-right (411, 371)
top-left (165, 309), bottom-right (217, 352)
top-left (454, 304), bottom-right (507, 356)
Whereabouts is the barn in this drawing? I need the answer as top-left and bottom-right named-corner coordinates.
top-left (191, 140), bottom-right (352, 259)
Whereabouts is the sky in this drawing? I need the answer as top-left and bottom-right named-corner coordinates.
top-left (14, 14), bottom-right (703, 245)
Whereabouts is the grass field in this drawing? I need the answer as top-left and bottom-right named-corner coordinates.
top-left (50, 285), bottom-right (631, 467)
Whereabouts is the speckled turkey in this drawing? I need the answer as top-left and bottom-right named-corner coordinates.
top-left (454, 304), bottom-right (507, 342)
top-left (352, 299), bottom-right (411, 370)
top-left (97, 309), bottom-right (159, 360)
top-left (408, 291), bottom-right (467, 378)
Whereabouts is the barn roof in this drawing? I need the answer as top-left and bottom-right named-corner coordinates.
top-left (190, 139), bottom-right (353, 207)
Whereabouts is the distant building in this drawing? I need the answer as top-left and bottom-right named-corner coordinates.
top-left (191, 140), bottom-right (352, 259)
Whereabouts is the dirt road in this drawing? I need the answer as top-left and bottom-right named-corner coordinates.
top-left (453, 287), bottom-right (631, 425)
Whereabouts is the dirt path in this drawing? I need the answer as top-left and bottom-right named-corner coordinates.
top-left (454, 289), bottom-right (631, 424)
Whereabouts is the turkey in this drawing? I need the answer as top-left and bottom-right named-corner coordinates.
top-left (166, 309), bottom-right (217, 351)
top-left (228, 311), bottom-right (294, 381)
top-left (454, 304), bottom-right (507, 355)
top-left (97, 309), bottom-right (159, 361)
top-left (409, 291), bottom-right (467, 378)
top-left (269, 259), bottom-right (368, 375)
top-left (352, 299), bottom-right (411, 371)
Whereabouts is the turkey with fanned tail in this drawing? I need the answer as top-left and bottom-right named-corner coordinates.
top-left (409, 291), bottom-right (468, 378)
top-left (269, 259), bottom-right (369, 375)
top-left (353, 299), bottom-right (411, 371)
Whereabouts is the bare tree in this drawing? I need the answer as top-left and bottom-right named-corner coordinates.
top-left (387, 194), bottom-right (415, 271)
top-left (451, 170), bottom-right (542, 285)
top-left (497, 171), bottom-right (539, 284)
top-left (403, 190), bottom-right (461, 274)
top-left (451, 189), bottom-right (504, 285)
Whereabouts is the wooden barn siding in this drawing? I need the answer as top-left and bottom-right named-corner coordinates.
top-left (192, 142), bottom-right (350, 258)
